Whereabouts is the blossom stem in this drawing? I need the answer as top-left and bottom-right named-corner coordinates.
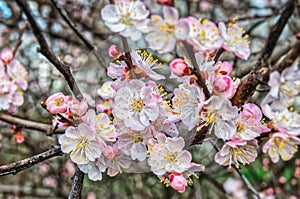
top-left (183, 41), bottom-right (211, 98)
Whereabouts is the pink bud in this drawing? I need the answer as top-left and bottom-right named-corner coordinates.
top-left (103, 145), bottom-right (118, 159)
top-left (216, 61), bottom-right (232, 75)
top-left (170, 58), bottom-right (190, 76)
top-left (157, 0), bottom-right (173, 5)
top-left (108, 45), bottom-right (122, 59)
top-left (213, 75), bottom-right (239, 99)
top-left (169, 174), bottom-right (187, 193)
top-left (0, 48), bottom-right (13, 64)
top-left (294, 167), bottom-right (300, 177)
top-left (45, 92), bottom-right (69, 114)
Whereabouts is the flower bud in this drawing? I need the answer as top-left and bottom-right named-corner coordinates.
top-left (216, 61), bottom-right (232, 75)
top-left (170, 58), bottom-right (190, 76)
top-left (169, 174), bottom-right (187, 193)
top-left (108, 45), bottom-right (122, 59)
top-left (0, 49), bottom-right (13, 64)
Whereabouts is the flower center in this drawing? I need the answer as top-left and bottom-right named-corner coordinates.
top-left (164, 152), bottom-right (178, 162)
top-left (131, 99), bottom-right (144, 113)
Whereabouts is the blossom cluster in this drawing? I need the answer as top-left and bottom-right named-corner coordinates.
top-left (46, 0), bottom-right (300, 193)
top-left (0, 48), bottom-right (28, 114)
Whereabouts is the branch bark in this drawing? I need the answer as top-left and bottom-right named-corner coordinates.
top-left (231, 0), bottom-right (296, 107)
top-left (0, 146), bottom-right (62, 177)
top-left (69, 166), bottom-right (85, 199)
top-left (16, 0), bottom-right (83, 100)
top-left (0, 112), bottom-right (65, 135)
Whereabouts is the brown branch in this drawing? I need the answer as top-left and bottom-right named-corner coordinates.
top-left (0, 112), bottom-right (65, 135)
top-left (16, 0), bottom-right (83, 100)
top-left (231, 0), bottom-right (296, 107)
top-left (12, 22), bottom-right (28, 56)
top-left (69, 166), bottom-right (84, 199)
top-left (50, 0), bottom-right (105, 68)
top-left (183, 41), bottom-right (211, 99)
top-left (0, 146), bottom-right (63, 177)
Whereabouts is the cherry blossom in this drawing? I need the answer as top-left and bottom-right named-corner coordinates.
top-left (261, 63), bottom-right (300, 109)
top-left (169, 58), bottom-right (191, 77)
top-left (215, 138), bottom-right (258, 168)
top-left (45, 92), bottom-right (69, 115)
top-left (233, 103), bottom-right (270, 140)
top-left (101, 0), bottom-right (149, 41)
top-left (218, 22), bottom-right (251, 60)
top-left (169, 83), bottom-right (205, 130)
top-left (263, 132), bottom-right (300, 163)
top-left (113, 80), bottom-right (160, 131)
top-left (131, 50), bottom-right (165, 81)
top-left (59, 123), bottom-right (105, 164)
top-left (148, 133), bottom-right (192, 175)
top-left (78, 160), bottom-right (106, 181)
top-left (186, 17), bottom-right (224, 52)
top-left (169, 174), bottom-right (187, 193)
top-left (200, 96), bottom-right (238, 140)
top-left (145, 6), bottom-right (189, 53)
top-left (6, 59), bottom-right (28, 90)
top-left (97, 81), bottom-right (116, 100)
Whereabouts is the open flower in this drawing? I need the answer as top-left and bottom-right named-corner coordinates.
top-left (148, 133), bottom-right (192, 175)
top-left (170, 83), bottom-right (205, 130)
top-left (215, 138), bottom-right (258, 168)
top-left (186, 17), bottom-right (224, 52)
top-left (261, 63), bottom-right (300, 109)
top-left (6, 60), bottom-right (28, 90)
top-left (233, 103), bottom-right (270, 140)
top-left (145, 6), bottom-right (189, 53)
top-left (114, 80), bottom-right (160, 131)
top-left (101, 0), bottom-right (149, 41)
top-left (201, 96), bottom-right (238, 140)
top-left (131, 50), bottom-right (165, 81)
top-left (218, 22), bottom-right (250, 60)
top-left (59, 123), bottom-right (105, 164)
top-left (263, 132), bottom-right (300, 163)
top-left (78, 159), bottom-right (106, 181)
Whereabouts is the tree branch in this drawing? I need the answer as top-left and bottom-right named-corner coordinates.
top-left (16, 0), bottom-right (83, 100)
top-left (0, 146), bottom-right (63, 177)
top-left (0, 112), bottom-right (65, 135)
top-left (69, 166), bottom-right (85, 199)
top-left (231, 0), bottom-right (296, 107)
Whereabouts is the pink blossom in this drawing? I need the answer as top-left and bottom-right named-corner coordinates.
top-left (78, 160), bottom-right (106, 181)
top-left (218, 22), bottom-right (250, 60)
top-left (145, 6), bottom-right (189, 53)
top-left (262, 132), bottom-right (300, 163)
top-left (101, 0), bottom-right (149, 41)
top-left (201, 96), bottom-right (238, 140)
top-left (6, 60), bottom-right (28, 90)
top-left (215, 138), bottom-right (258, 168)
top-left (103, 145), bottom-right (118, 159)
top-left (169, 58), bottom-right (190, 76)
top-left (148, 133), bottom-right (192, 175)
top-left (213, 75), bottom-right (239, 99)
top-left (216, 61), bottom-right (232, 75)
top-left (97, 81), bottom-right (116, 100)
top-left (69, 98), bottom-right (88, 118)
top-left (169, 174), bottom-right (187, 193)
top-left (59, 124), bottom-right (105, 164)
top-left (108, 45), bottom-right (122, 59)
top-left (107, 61), bottom-right (128, 79)
top-left (114, 80), bottom-right (160, 131)
top-left (45, 92), bottom-right (69, 114)
top-left (14, 132), bottom-right (24, 143)
top-left (0, 48), bottom-right (13, 64)
top-left (186, 17), bottom-right (224, 52)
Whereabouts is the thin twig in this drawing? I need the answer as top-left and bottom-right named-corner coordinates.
top-left (16, 0), bottom-right (83, 100)
top-left (0, 146), bottom-right (63, 177)
top-left (231, 0), bottom-right (296, 107)
top-left (69, 166), bottom-right (85, 199)
top-left (50, 0), bottom-right (105, 68)
top-left (12, 21), bottom-right (28, 56)
top-left (0, 112), bottom-right (65, 135)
